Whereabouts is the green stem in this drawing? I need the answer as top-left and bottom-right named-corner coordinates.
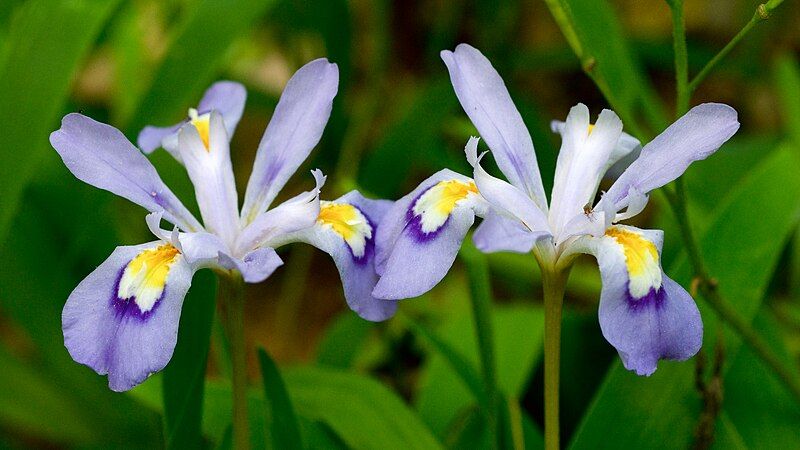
top-left (461, 243), bottom-right (499, 447)
top-left (669, 0), bottom-right (690, 115)
top-left (542, 266), bottom-right (568, 450)
top-left (218, 272), bottom-right (249, 450)
top-left (687, 4), bottom-right (774, 94)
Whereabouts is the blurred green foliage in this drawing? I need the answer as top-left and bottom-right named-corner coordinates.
top-left (0, 0), bottom-right (799, 449)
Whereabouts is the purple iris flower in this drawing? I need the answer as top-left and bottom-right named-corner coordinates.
top-left (50, 59), bottom-right (395, 392)
top-left (373, 44), bottom-right (740, 376)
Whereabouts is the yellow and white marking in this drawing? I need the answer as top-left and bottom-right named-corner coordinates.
top-left (605, 226), bottom-right (662, 299)
top-left (412, 180), bottom-right (478, 233)
top-left (118, 244), bottom-right (181, 312)
top-left (318, 202), bottom-right (372, 258)
top-left (188, 108), bottom-right (211, 150)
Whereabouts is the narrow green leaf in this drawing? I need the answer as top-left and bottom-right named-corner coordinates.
top-left (0, 0), bottom-right (121, 241)
top-left (257, 347), bottom-right (303, 450)
top-left (569, 145), bottom-right (800, 449)
top-left (163, 270), bottom-right (217, 449)
top-left (774, 54), bottom-right (800, 144)
top-left (126, 0), bottom-right (277, 133)
top-left (315, 312), bottom-right (374, 368)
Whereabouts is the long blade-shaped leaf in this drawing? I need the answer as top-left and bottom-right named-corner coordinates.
top-left (257, 347), bottom-right (303, 450)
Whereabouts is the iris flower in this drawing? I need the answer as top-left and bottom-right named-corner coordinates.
top-left (374, 44), bottom-right (739, 375)
top-left (51, 59), bottom-right (394, 391)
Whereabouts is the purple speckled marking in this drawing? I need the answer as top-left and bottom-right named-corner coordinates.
top-left (110, 265), bottom-right (164, 322)
top-left (402, 184), bottom-right (449, 243)
top-left (625, 284), bottom-right (665, 313)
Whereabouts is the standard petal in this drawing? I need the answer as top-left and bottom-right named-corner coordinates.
top-left (565, 225), bottom-right (702, 375)
top-left (62, 241), bottom-right (194, 391)
top-left (50, 114), bottom-right (202, 232)
top-left (235, 170), bottom-right (326, 255)
top-left (218, 247), bottom-right (284, 284)
top-left (548, 105), bottom-right (623, 236)
top-left (473, 212), bottom-right (546, 253)
top-left (138, 123), bottom-right (183, 155)
top-left (287, 191), bottom-right (397, 321)
top-left (604, 103), bottom-right (739, 210)
top-left (177, 111), bottom-right (240, 247)
top-left (240, 59), bottom-right (339, 223)
top-left (441, 44), bottom-right (547, 210)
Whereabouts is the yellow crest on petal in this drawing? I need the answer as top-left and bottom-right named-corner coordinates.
top-left (412, 179), bottom-right (478, 233)
top-left (605, 226), bottom-right (662, 299)
top-left (118, 244), bottom-right (181, 312)
top-left (318, 202), bottom-right (372, 258)
top-left (189, 108), bottom-right (211, 151)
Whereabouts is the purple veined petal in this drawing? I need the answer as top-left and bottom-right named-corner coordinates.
top-left (287, 191), bottom-right (398, 321)
top-left (235, 169), bottom-right (326, 255)
top-left (465, 137), bottom-right (551, 235)
top-left (473, 212), bottom-right (548, 253)
top-left (374, 169), bottom-right (473, 276)
top-left (565, 225), bottom-right (702, 376)
top-left (548, 105), bottom-right (623, 236)
top-left (441, 43), bottom-right (548, 211)
top-left (62, 241), bottom-right (195, 391)
top-left (604, 103), bottom-right (740, 210)
top-left (218, 247), bottom-right (284, 284)
top-left (240, 59), bottom-right (339, 224)
top-left (137, 81), bottom-right (246, 155)
top-left (177, 111), bottom-right (240, 247)
top-left (50, 113), bottom-right (202, 232)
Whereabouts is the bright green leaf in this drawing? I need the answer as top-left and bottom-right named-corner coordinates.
top-left (257, 347), bottom-right (304, 450)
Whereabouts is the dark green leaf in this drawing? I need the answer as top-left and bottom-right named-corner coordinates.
top-left (315, 312), bottom-right (374, 369)
top-left (257, 347), bottom-right (303, 450)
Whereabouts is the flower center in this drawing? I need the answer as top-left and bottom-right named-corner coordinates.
top-left (117, 244), bottom-right (181, 312)
top-left (188, 108), bottom-right (211, 150)
top-left (318, 202), bottom-right (372, 258)
top-left (605, 226), bottom-right (662, 299)
top-left (412, 180), bottom-right (478, 233)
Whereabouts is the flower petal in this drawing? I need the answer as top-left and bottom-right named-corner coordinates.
top-left (218, 247), bottom-right (284, 284)
top-left (548, 105), bottom-right (623, 236)
top-left (177, 111), bottom-right (240, 247)
top-left (441, 44), bottom-right (547, 210)
top-left (62, 241), bottom-right (194, 391)
top-left (50, 113), bottom-right (202, 232)
top-left (137, 81), bottom-right (246, 155)
top-left (373, 170), bottom-right (482, 300)
top-left (235, 170), bottom-right (326, 255)
top-left (241, 59), bottom-right (339, 223)
top-left (289, 191), bottom-right (397, 321)
top-left (565, 225), bottom-right (702, 375)
top-left (473, 213), bottom-right (545, 253)
top-left (603, 103), bottom-right (739, 210)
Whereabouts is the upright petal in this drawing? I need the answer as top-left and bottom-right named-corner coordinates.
top-left (218, 247), bottom-right (284, 284)
top-left (565, 225), bottom-right (702, 375)
top-left (177, 111), bottom-right (240, 247)
top-left (137, 81), bottom-right (246, 155)
top-left (441, 44), bottom-right (547, 210)
top-left (50, 114), bottom-right (202, 232)
top-left (241, 59), bottom-right (339, 223)
top-left (286, 191), bottom-right (397, 321)
top-left (373, 171), bottom-right (484, 300)
top-left (62, 241), bottom-right (195, 391)
top-left (234, 170), bottom-right (326, 256)
top-left (603, 103), bottom-right (739, 210)
top-left (548, 105), bottom-right (623, 236)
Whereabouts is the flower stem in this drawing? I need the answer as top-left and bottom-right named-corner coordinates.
top-left (461, 243), bottom-right (499, 447)
top-left (541, 266), bottom-right (568, 450)
top-left (669, 0), bottom-right (689, 115)
top-left (217, 271), bottom-right (249, 450)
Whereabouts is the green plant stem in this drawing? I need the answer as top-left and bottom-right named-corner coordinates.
top-left (541, 266), bottom-right (568, 450)
top-left (218, 272), bottom-right (249, 450)
top-left (687, 3), bottom-right (775, 95)
top-left (669, 0), bottom-right (689, 115)
top-left (461, 244), bottom-right (499, 447)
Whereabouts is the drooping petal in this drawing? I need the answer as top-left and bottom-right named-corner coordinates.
top-left (465, 137), bottom-right (550, 235)
top-left (62, 241), bottom-right (194, 391)
top-left (473, 213), bottom-right (546, 253)
top-left (235, 170), bottom-right (326, 256)
top-left (240, 59), bottom-right (339, 223)
top-left (137, 81), bottom-right (246, 155)
top-left (177, 111), bottom-right (240, 247)
top-left (218, 247), bottom-right (284, 284)
top-left (373, 171), bottom-right (484, 300)
top-left (603, 103), bottom-right (739, 211)
top-left (285, 191), bottom-right (397, 321)
top-left (564, 225), bottom-right (702, 375)
top-left (441, 44), bottom-right (548, 210)
top-left (50, 114), bottom-right (202, 232)
top-left (548, 105), bottom-right (623, 236)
